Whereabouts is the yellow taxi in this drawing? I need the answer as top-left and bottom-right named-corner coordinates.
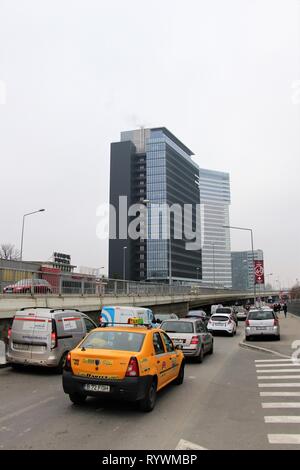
top-left (62, 320), bottom-right (185, 411)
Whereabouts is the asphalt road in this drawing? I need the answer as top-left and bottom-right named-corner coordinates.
top-left (1, 324), bottom-right (300, 450)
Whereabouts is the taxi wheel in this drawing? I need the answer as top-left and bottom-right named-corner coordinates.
top-left (174, 363), bottom-right (185, 385)
top-left (139, 379), bottom-right (157, 412)
top-left (69, 393), bottom-right (87, 405)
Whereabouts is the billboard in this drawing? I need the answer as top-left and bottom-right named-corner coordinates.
top-left (254, 260), bottom-right (265, 284)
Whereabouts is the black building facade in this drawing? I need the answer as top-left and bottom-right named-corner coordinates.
top-left (109, 128), bottom-right (201, 282)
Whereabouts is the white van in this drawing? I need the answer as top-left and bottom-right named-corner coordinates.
top-left (100, 306), bottom-right (155, 326)
top-left (7, 307), bottom-right (97, 370)
top-left (210, 304), bottom-right (223, 315)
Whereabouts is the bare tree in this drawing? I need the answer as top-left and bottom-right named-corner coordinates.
top-left (0, 244), bottom-right (20, 260)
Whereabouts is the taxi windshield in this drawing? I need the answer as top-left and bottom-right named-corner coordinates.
top-left (80, 330), bottom-right (146, 352)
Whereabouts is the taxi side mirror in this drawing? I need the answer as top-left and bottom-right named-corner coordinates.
top-left (175, 344), bottom-right (183, 350)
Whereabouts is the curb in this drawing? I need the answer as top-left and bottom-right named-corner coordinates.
top-left (239, 341), bottom-right (291, 359)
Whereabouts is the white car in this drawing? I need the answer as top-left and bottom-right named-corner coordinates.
top-left (236, 307), bottom-right (247, 321)
top-left (207, 313), bottom-right (237, 336)
top-left (245, 308), bottom-right (280, 341)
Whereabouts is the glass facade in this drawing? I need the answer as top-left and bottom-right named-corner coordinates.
top-left (231, 250), bottom-right (264, 290)
top-left (146, 129), bottom-right (201, 282)
top-left (199, 169), bottom-right (232, 288)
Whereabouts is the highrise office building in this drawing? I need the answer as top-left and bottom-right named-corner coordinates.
top-left (231, 249), bottom-right (264, 290)
top-left (199, 168), bottom-right (232, 288)
top-left (109, 127), bottom-right (201, 282)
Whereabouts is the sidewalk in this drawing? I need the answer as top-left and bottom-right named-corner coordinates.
top-left (240, 311), bottom-right (300, 357)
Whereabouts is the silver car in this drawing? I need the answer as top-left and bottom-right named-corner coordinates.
top-left (245, 308), bottom-right (280, 341)
top-left (160, 318), bottom-right (213, 362)
top-left (7, 307), bottom-right (97, 370)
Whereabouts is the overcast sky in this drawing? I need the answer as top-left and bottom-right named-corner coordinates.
top-left (0, 0), bottom-right (299, 287)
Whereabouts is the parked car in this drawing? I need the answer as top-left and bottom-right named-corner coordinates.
top-left (62, 325), bottom-right (185, 411)
top-left (6, 307), bottom-right (97, 370)
top-left (160, 318), bottom-right (213, 362)
top-left (245, 308), bottom-right (280, 341)
top-left (3, 278), bottom-right (53, 294)
top-left (207, 313), bottom-right (237, 336)
top-left (185, 310), bottom-right (207, 322)
top-left (215, 306), bottom-right (238, 325)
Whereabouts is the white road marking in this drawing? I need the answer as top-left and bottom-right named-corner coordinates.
top-left (188, 376), bottom-right (196, 379)
top-left (255, 359), bottom-right (293, 363)
top-left (265, 416), bottom-right (300, 423)
top-left (256, 363), bottom-right (299, 368)
top-left (268, 434), bottom-right (300, 444)
top-left (175, 439), bottom-right (207, 450)
top-left (259, 383), bottom-right (300, 388)
top-left (260, 392), bottom-right (300, 397)
top-left (262, 402), bottom-right (300, 409)
top-left (256, 369), bottom-right (300, 373)
top-left (258, 375), bottom-right (300, 380)
top-left (0, 397), bottom-right (55, 424)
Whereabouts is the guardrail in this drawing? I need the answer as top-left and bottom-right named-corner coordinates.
top-left (0, 266), bottom-right (239, 297)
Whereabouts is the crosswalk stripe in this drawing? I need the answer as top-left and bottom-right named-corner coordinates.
top-left (255, 359), bottom-right (293, 363)
top-left (259, 383), bottom-right (300, 387)
top-left (256, 363), bottom-right (300, 368)
top-left (265, 416), bottom-right (300, 423)
top-left (262, 403), bottom-right (300, 408)
top-left (257, 375), bottom-right (300, 380)
top-left (268, 434), bottom-right (300, 444)
top-left (256, 369), bottom-right (300, 373)
top-left (260, 392), bottom-right (300, 397)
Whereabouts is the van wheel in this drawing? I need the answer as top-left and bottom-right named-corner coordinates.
top-left (174, 363), bottom-right (185, 385)
top-left (56, 352), bottom-right (68, 373)
top-left (69, 393), bottom-right (87, 405)
top-left (139, 379), bottom-right (157, 412)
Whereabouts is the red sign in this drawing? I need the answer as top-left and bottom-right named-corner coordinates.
top-left (254, 260), bottom-right (265, 284)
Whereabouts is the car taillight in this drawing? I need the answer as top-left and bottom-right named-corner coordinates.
top-left (191, 336), bottom-right (199, 344)
top-left (65, 352), bottom-right (72, 371)
top-left (125, 357), bottom-right (139, 377)
top-left (245, 319), bottom-right (250, 326)
top-left (51, 319), bottom-right (58, 349)
top-left (7, 327), bottom-right (11, 340)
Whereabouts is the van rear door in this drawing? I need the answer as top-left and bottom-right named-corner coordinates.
top-left (11, 313), bottom-right (51, 360)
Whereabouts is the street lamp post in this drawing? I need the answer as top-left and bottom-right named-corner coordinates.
top-left (212, 242), bottom-right (216, 288)
top-left (123, 247), bottom-right (127, 281)
top-left (20, 209), bottom-right (46, 260)
top-left (223, 225), bottom-right (256, 305)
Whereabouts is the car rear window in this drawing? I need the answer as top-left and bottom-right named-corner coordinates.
top-left (80, 330), bottom-right (145, 352)
top-left (211, 315), bottom-right (229, 322)
top-left (248, 311), bottom-right (274, 320)
top-left (215, 308), bottom-right (231, 314)
top-left (161, 321), bottom-right (194, 333)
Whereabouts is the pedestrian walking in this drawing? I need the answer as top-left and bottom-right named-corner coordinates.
top-left (283, 303), bottom-right (288, 318)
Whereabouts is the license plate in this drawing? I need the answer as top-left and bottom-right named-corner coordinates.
top-left (174, 339), bottom-right (185, 344)
top-left (255, 327), bottom-right (266, 330)
top-left (13, 343), bottom-right (30, 351)
top-left (215, 322), bottom-right (224, 326)
top-left (84, 384), bottom-right (110, 392)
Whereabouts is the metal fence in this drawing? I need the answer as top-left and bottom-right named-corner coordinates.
top-left (0, 267), bottom-right (235, 297)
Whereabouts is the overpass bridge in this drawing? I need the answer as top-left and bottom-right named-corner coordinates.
top-left (0, 283), bottom-right (279, 320)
